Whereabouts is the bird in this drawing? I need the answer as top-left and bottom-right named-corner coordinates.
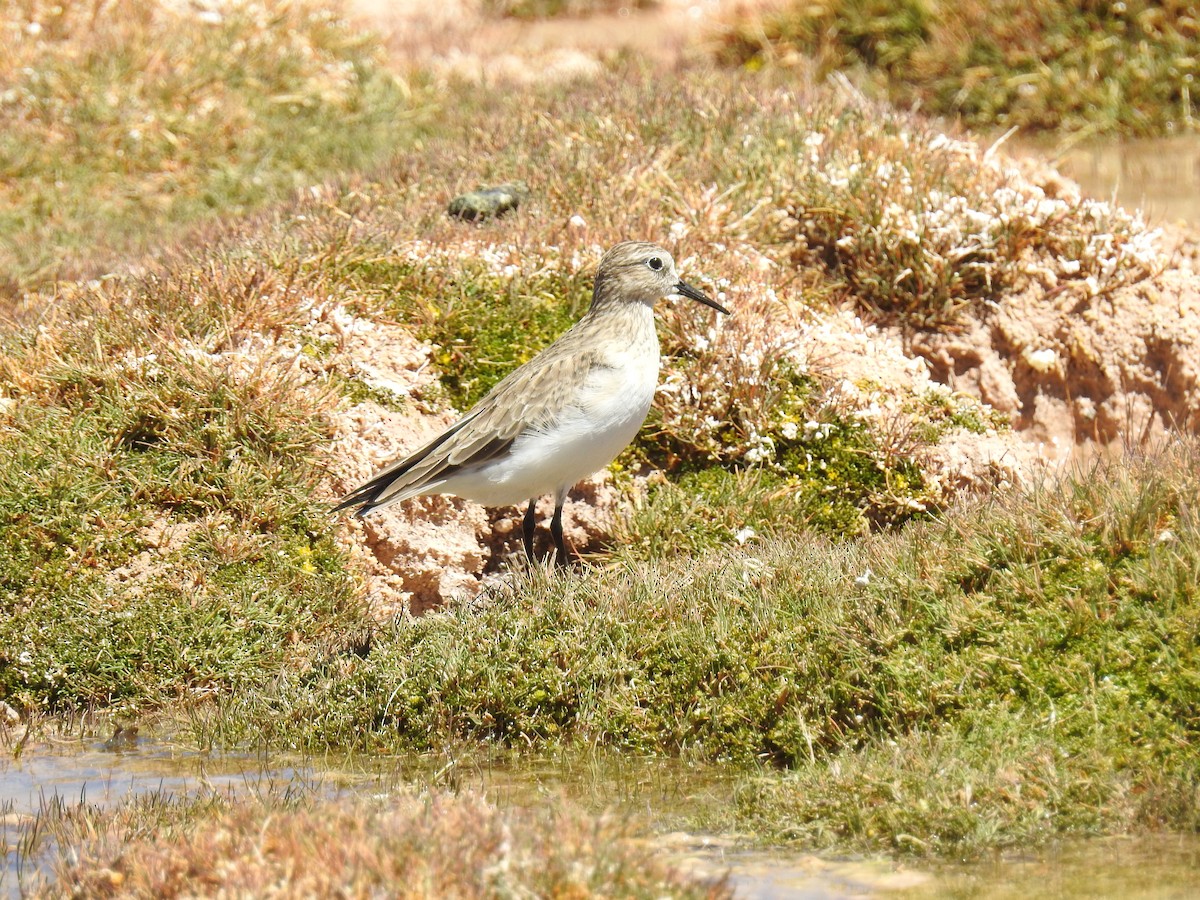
top-left (335, 240), bottom-right (729, 564)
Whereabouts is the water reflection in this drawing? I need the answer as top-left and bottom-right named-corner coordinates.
top-left (0, 734), bottom-right (312, 896)
top-left (0, 736), bottom-right (307, 816)
top-left (922, 834), bottom-right (1200, 899)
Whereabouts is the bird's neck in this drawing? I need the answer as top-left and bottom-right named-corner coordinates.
top-left (579, 294), bottom-right (658, 354)
top-left (589, 273), bottom-right (646, 312)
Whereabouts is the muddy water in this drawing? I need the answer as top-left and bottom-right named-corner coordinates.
top-left (1011, 134), bottom-right (1200, 227)
top-left (4, 736), bottom-right (1200, 898)
top-left (922, 834), bottom-right (1200, 899)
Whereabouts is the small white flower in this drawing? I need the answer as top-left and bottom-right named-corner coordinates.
top-left (854, 569), bottom-right (872, 587)
top-left (802, 420), bottom-right (833, 442)
top-left (734, 527), bottom-right (757, 545)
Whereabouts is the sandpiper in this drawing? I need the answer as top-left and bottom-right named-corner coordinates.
top-left (336, 241), bottom-right (729, 563)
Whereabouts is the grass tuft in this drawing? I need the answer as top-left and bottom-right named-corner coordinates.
top-left (0, 260), bottom-right (363, 716)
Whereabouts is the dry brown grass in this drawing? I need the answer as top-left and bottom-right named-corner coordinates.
top-left (49, 790), bottom-right (727, 899)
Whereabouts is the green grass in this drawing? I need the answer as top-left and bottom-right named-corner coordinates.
top-left (174, 445), bottom-right (1200, 853)
top-left (718, 0), bottom-right (1200, 136)
top-left (0, 263), bottom-right (364, 715)
top-left (0, 61), bottom-right (1151, 730)
top-left (0, 18), bottom-right (1192, 861)
top-left (0, 0), bottom-right (421, 294)
top-left (324, 255), bottom-right (590, 411)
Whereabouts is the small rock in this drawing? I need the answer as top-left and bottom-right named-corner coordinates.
top-left (447, 181), bottom-right (530, 222)
top-left (103, 724), bottom-right (139, 751)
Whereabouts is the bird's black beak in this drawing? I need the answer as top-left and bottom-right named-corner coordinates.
top-left (675, 280), bottom-right (730, 315)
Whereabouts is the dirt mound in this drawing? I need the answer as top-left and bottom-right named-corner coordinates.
top-left (912, 247), bottom-right (1200, 459)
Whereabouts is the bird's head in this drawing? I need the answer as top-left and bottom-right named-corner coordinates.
top-left (592, 241), bottom-right (729, 314)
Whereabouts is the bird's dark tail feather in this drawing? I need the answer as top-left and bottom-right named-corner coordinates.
top-left (332, 464), bottom-right (416, 516)
top-left (332, 428), bottom-right (456, 516)
top-left (332, 411), bottom-right (510, 516)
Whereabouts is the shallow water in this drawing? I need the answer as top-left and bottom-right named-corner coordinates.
top-left (922, 834), bottom-right (1200, 899)
top-left (0, 732), bottom-right (316, 895)
top-left (1011, 134), bottom-right (1200, 227)
top-left (3, 734), bottom-right (1199, 898)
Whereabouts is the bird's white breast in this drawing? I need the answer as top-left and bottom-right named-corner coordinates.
top-left (439, 317), bottom-right (660, 506)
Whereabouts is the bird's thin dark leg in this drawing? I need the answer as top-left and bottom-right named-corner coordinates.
top-left (523, 498), bottom-right (538, 562)
top-left (550, 499), bottom-right (575, 567)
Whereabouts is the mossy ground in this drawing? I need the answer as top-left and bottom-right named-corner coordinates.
top-left (184, 446), bottom-right (1199, 856)
top-left (0, 266), bottom-right (363, 716)
top-left (0, 0), bottom-right (1196, 890)
top-left (718, 0), bottom-right (1200, 137)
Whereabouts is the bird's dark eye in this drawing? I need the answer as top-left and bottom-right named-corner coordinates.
top-left (647, 257), bottom-right (664, 271)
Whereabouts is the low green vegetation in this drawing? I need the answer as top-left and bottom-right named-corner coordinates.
top-left (718, 0), bottom-right (1200, 136)
top-left (481, 0), bottom-right (656, 19)
top-left (328, 254), bottom-right (589, 410)
top-left (640, 416), bottom-right (931, 539)
top-left (183, 445), bottom-right (1200, 852)
top-left (0, 262), bottom-right (363, 715)
top-left (0, 0), bottom-right (419, 294)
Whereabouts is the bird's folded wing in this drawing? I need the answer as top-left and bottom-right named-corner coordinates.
top-left (336, 339), bottom-right (600, 513)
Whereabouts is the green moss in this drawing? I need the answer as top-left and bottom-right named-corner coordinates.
top-left (637, 361), bottom-right (935, 541)
top-left (909, 388), bottom-right (1009, 443)
top-left (417, 270), bottom-right (586, 410)
top-left (185, 445), bottom-right (1200, 852)
top-left (0, 303), bottom-right (364, 715)
top-left (332, 256), bottom-right (587, 411)
top-left (335, 375), bottom-right (410, 412)
top-left (719, 0), bottom-right (1200, 136)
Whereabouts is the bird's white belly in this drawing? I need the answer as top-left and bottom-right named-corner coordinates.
top-left (439, 354), bottom-right (658, 507)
